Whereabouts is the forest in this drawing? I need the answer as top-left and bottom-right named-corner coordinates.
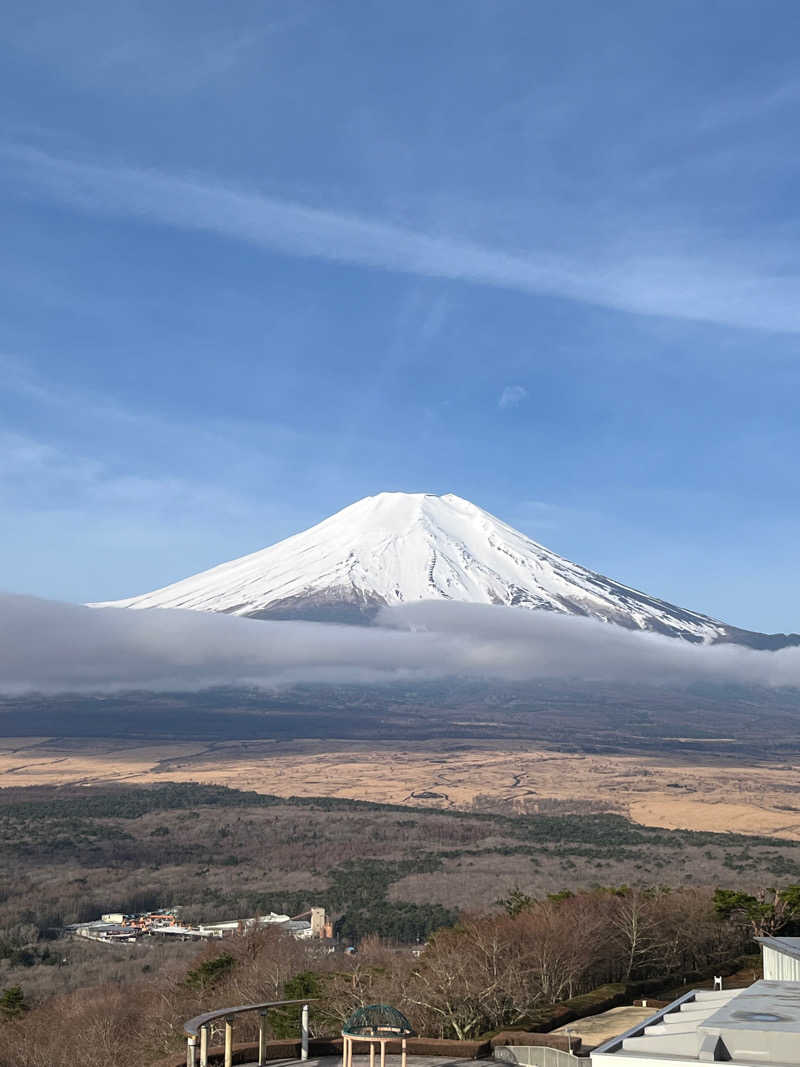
top-left (0, 883), bottom-right (775, 1066)
top-left (1, 780), bottom-right (798, 1064)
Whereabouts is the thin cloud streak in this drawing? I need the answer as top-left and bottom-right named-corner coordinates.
top-left (0, 355), bottom-right (301, 522)
top-left (7, 6), bottom-right (313, 95)
top-left (5, 145), bottom-right (800, 334)
top-left (498, 384), bottom-right (528, 409)
top-left (2, 594), bottom-right (800, 694)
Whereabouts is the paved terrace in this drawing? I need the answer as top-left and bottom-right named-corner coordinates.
top-left (238, 1059), bottom-right (479, 1067)
top-left (179, 997), bottom-right (589, 1067)
top-left (551, 1006), bottom-right (655, 1046)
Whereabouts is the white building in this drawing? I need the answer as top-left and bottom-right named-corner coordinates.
top-left (195, 911), bottom-right (318, 939)
top-left (758, 937), bottom-right (800, 983)
top-left (592, 938), bottom-right (800, 1067)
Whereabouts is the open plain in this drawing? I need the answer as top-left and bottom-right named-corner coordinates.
top-left (2, 736), bottom-right (799, 840)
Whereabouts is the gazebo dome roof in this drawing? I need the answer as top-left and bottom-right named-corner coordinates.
top-left (342, 1004), bottom-right (416, 1037)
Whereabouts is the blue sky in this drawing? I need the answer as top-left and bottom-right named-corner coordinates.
top-left (2, 0), bottom-right (800, 632)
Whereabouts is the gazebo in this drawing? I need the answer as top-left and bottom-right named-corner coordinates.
top-left (342, 1005), bottom-right (416, 1067)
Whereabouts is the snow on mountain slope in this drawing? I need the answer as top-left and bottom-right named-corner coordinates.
top-left (93, 492), bottom-right (733, 643)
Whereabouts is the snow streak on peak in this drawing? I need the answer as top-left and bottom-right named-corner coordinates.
top-left (93, 492), bottom-right (729, 643)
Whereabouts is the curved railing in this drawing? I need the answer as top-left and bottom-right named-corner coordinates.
top-left (184, 998), bottom-right (316, 1067)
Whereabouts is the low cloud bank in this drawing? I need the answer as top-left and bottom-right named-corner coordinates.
top-left (2, 593), bottom-right (800, 694)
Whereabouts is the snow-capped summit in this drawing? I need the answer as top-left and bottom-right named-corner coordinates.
top-left (93, 491), bottom-right (740, 643)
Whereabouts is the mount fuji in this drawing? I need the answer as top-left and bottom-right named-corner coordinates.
top-left (93, 492), bottom-right (798, 649)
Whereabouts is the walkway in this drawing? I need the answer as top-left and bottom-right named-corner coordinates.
top-left (552, 1005), bottom-right (655, 1045)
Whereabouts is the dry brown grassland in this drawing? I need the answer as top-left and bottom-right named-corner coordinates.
top-left (2, 736), bottom-right (799, 839)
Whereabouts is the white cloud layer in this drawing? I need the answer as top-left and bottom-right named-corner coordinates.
top-left (2, 593), bottom-right (800, 695)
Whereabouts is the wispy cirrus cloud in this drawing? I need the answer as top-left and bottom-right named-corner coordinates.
top-left (0, 354), bottom-right (291, 521)
top-left (4, 145), bottom-right (800, 334)
top-left (498, 384), bottom-right (528, 409)
top-left (6, 5), bottom-right (313, 95)
top-left (0, 428), bottom-right (247, 519)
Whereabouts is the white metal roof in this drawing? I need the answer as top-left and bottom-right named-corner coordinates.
top-left (591, 982), bottom-right (800, 1066)
top-left (757, 937), bottom-right (800, 962)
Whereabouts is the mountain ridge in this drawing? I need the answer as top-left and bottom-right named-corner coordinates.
top-left (92, 491), bottom-right (800, 649)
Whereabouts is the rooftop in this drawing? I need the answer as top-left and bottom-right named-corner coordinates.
top-left (757, 937), bottom-right (800, 962)
top-left (591, 981), bottom-right (800, 1066)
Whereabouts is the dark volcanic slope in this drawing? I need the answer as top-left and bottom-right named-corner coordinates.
top-left (3, 679), bottom-right (800, 758)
